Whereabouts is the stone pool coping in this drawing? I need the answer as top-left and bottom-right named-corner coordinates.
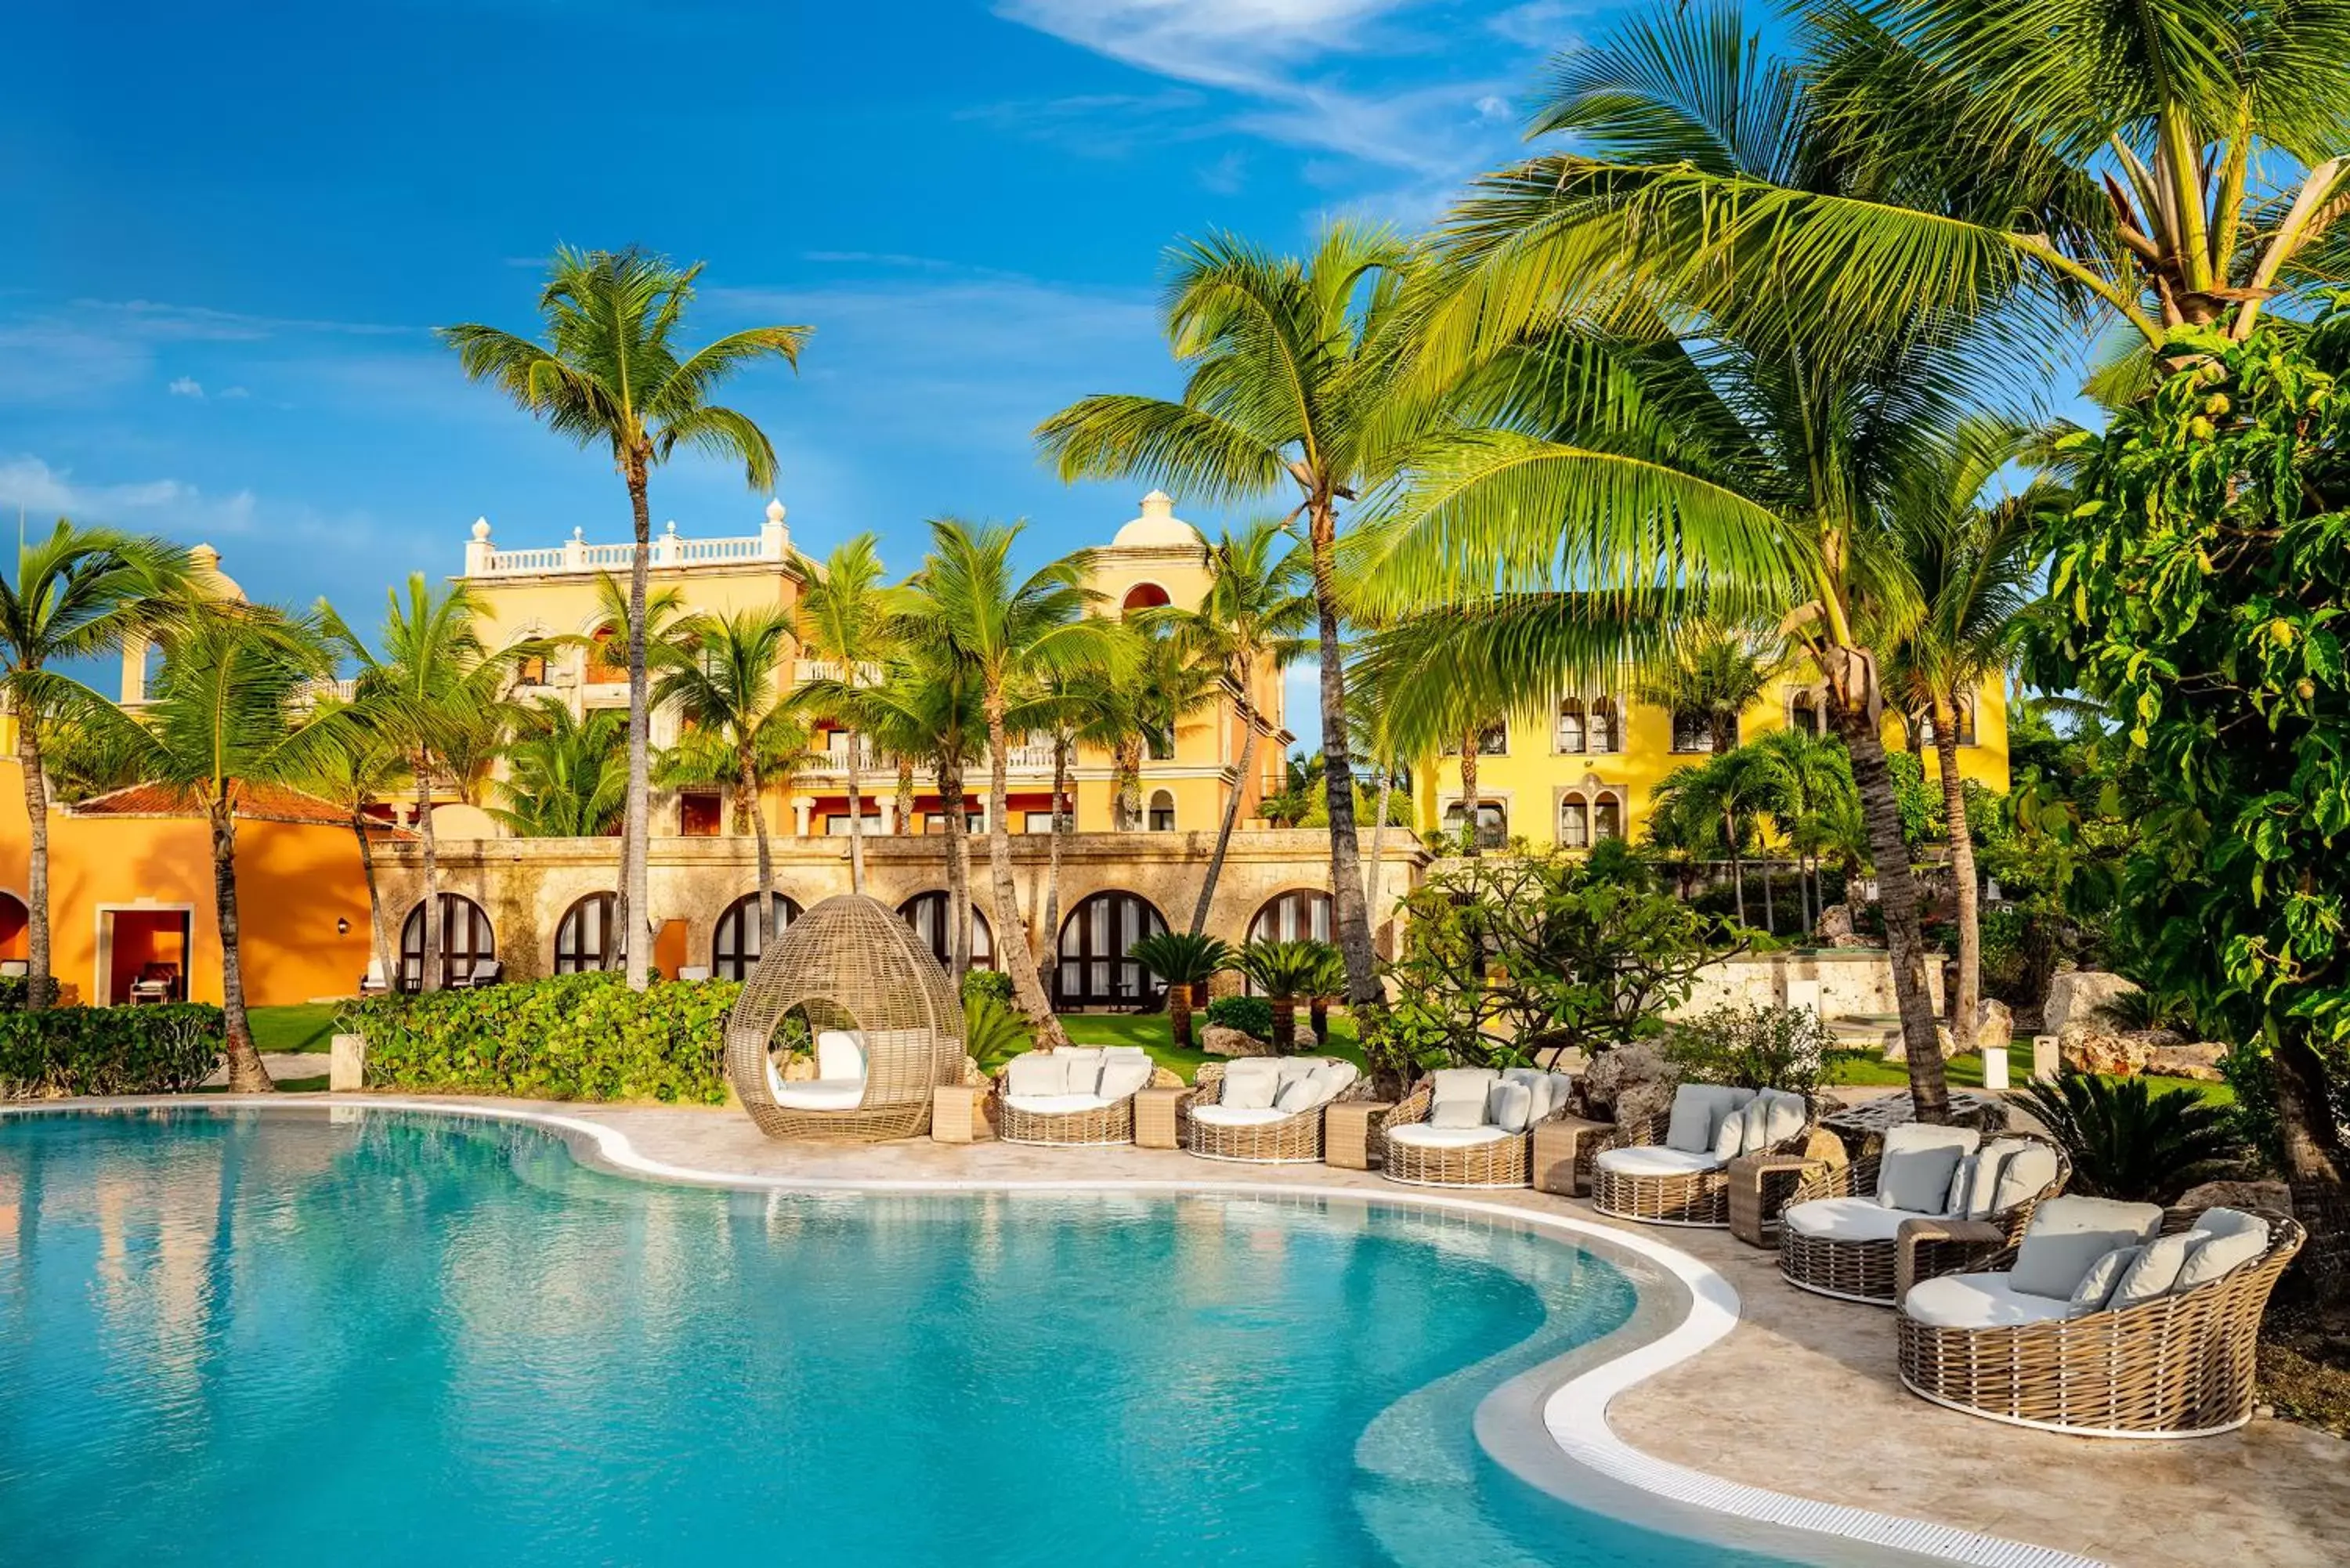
top-left (11, 1095), bottom-right (2347, 1567)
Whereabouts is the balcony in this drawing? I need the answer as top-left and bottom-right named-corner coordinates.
top-left (461, 504), bottom-right (793, 581)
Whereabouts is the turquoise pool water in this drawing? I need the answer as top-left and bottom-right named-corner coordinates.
top-left (0, 1109), bottom-right (1802, 1566)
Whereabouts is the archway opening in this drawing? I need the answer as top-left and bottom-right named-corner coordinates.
top-left (714, 891), bottom-right (805, 982)
top-left (400, 894), bottom-right (495, 992)
top-left (896, 891), bottom-right (996, 970)
top-left (1054, 891), bottom-right (1167, 1008)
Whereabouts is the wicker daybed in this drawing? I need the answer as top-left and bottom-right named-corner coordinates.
top-left (1591, 1084), bottom-right (1834, 1227)
top-left (1181, 1057), bottom-right (1364, 1164)
top-left (1896, 1200), bottom-right (2304, 1437)
top-left (1777, 1129), bottom-right (2070, 1304)
top-left (724, 893), bottom-right (967, 1141)
top-left (1379, 1067), bottom-right (1578, 1188)
top-left (994, 1046), bottom-right (1180, 1146)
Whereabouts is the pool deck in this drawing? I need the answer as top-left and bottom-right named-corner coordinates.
top-left (26, 1092), bottom-right (2350, 1568)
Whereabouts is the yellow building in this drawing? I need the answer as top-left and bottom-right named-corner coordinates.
top-left (1410, 669), bottom-right (2009, 851)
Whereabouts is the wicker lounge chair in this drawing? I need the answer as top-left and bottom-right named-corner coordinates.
top-left (1592, 1084), bottom-right (1829, 1227)
top-left (1379, 1067), bottom-right (1577, 1187)
top-left (1777, 1129), bottom-right (2070, 1303)
top-left (1896, 1200), bottom-right (2304, 1437)
top-left (996, 1046), bottom-right (1180, 1146)
top-left (724, 893), bottom-right (967, 1141)
top-left (1181, 1057), bottom-right (1364, 1164)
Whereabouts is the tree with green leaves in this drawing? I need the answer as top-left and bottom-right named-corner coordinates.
top-left (493, 699), bottom-right (627, 839)
top-left (1739, 724), bottom-right (1860, 931)
top-left (1, 522), bottom-right (188, 1007)
top-left (794, 534), bottom-right (891, 893)
top-left (441, 247), bottom-right (808, 992)
top-left (1127, 932), bottom-right (1234, 1049)
top-left (298, 717), bottom-right (409, 988)
top-left (1235, 939), bottom-right (1328, 1053)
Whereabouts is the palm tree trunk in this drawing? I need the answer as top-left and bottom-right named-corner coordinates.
top-left (895, 755), bottom-right (915, 835)
top-left (1168, 980), bottom-right (1193, 1049)
top-left (1271, 995), bottom-right (1296, 1053)
top-left (1115, 739), bottom-right (1141, 830)
top-left (621, 460), bottom-right (653, 992)
top-left (1727, 807), bottom-right (1746, 927)
top-left (350, 811), bottom-right (393, 990)
top-left (1044, 732), bottom-right (1072, 954)
top-left (212, 806), bottom-right (272, 1093)
top-left (415, 761), bottom-right (441, 993)
top-left (844, 725), bottom-right (866, 894)
top-left (743, 749), bottom-right (777, 945)
top-left (1190, 710), bottom-right (1256, 934)
top-left (1934, 706), bottom-right (1979, 1053)
top-left (1364, 760), bottom-right (1393, 932)
top-left (1761, 857), bottom-right (1776, 934)
top-left (1307, 501), bottom-right (1379, 1013)
top-left (985, 698), bottom-right (1067, 1046)
top-left (1459, 730), bottom-right (1482, 858)
top-left (16, 720), bottom-right (53, 1009)
top-left (2271, 1031), bottom-right (2350, 1298)
top-left (941, 760), bottom-right (971, 980)
top-left (1833, 683), bottom-right (1949, 1122)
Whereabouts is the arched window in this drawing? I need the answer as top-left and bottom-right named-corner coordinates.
top-left (1594, 792), bottom-right (1623, 842)
top-left (554, 892), bottom-right (620, 974)
top-left (1443, 800), bottom-right (1508, 847)
top-left (1560, 797), bottom-right (1590, 848)
top-left (712, 891), bottom-right (804, 982)
top-left (1120, 582), bottom-right (1171, 614)
top-left (399, 894), bottom-right (495, 992)
top-left (1247, 889), bottom-right (1332, 945)
top-left (1672, 710), bottom-right (1732, 753)
top-left (585, 626), bottom-right (627, 684)
top-left (1055, 891), bottom-right (1167, 1008)
top-left (1789, 691), bottom-right (1823, 737)
top-left (1589, 697), bottom-right (1620, 753)
top-left (1147, 788), bottom-right (1177, 831)
top-left (1556, 699), bottom-right (1585, 754)
top-left (896, 891), bottom-right (995, 970)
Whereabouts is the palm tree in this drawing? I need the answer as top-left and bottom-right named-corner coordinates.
top-left (326, 576), bottom-right (522, 994)
top-left (493, 699), bottom-right (627, 837)
top-left (1159, 518), bottom-right (1313, 931)
top-left (128, 602), bottom-right (352, 1089)
top-left (794, 534), bottom-right (891, 893)
top-left (441, 247), bottom-right (809, 992)
top-left (0, 522), bottom-right (188, 1008)
top-left (1886, 420), bottom-right (2043, 1048)
top-left (1235, 938), bottom-right (1326, 1053)
top-left (1632, 634), bottom-right (1786, 758)
top-left (653, 607), bottom-right (812, 941)
top-left (585, 569), bottom-right (688, 960)
top-left (298, 721), bottom-right (409, 988)
top-left (1741, 725), bottom-right (1859, 931)
top-left (1127, 932), bottom-right (1234, 1049)
top-left (897, 520), bottom-right (1120, 1043)
top-left (1037, 223), bottom-right (1420, 1019)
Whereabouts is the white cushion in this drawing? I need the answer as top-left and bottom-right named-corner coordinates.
top-left (2175, 1220), bottom-right (2270, 1293)
top-left (2069, 1245), bottom-right (2142, 1313)
top-left (1713, 1103), bottom-right (1748, 1161)
top-left (2194, 1206), bottom-right (2271, 1242)
top-left (2010, 1195), bottom-right (2166, 1301)
top-left (771, 1078), bottom-right (866, 1111)
top-left (1783, 1196), bottom-right (1911, 1244)
top-left (814, 1029), bottom-right (866, 1082)
top-left (1055, 1047), bottom-right (1106, 1097)
top-left (1307, 1061), bottom-right (1358, 1106)
top-left (1987, 1141), bottom-right (2061, 1215)
top-left (2110, 1230), bottom-right (2200, 1308)
top-left (1596, 1145), bottom-right (1723, 1178)
top-left (1429, 1068), bottom-right (1499, 1128)
top-left (1190, 1104), bottom-right (1289, 1129)
top-left (1502, 1067), bottom-right (1571, 1124)
top-left (1097, 1054), bottom-right (1155, 1101)
top-left (1737, 1089), bottom-right (1806, 1159)
top-left (1386, 1122), bottom-right (1510, 1151)
top-left (1003, 1053), bottom-right (1063, 1099)
top-left (1003, 1092), bottom-right (1114, 1115)
top-left (1220, 1060), bottom-right (1283, 1110)
top-left (1665, 1084), bottom-right (1742, 1153)
top-left (1876, 1123), bottom-right (1980, 1214)
top-left (1904, 1272), bottom-right (2079, 1331)
top-left (1488, 1079), bottom-right (1535, 1134)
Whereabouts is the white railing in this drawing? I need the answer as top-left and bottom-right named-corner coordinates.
top-left (464, 515), bottom-right (791, 580)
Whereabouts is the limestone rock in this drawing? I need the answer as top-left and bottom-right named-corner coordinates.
top-left (2145, 1041), bottom-right (2229, 1082)
top-left (1580, 1039), bottom-right (1672, 1120)
top-left (1202, 1024), bottom-right (1275, 1059)
top-left (2175, 1178), bottom-right (2292, 1215)
top-left (2059, 1024), bottom-right (2151, 1077)
top-left (2044, 970), bottom-right (2141, 1038)
top-left (1815, 902), bottom-right (1873, 948)
top-left (1614, 1077), bottom-right (1679, 1138)
top-left (963, 1054), bottom-right (991, 1087)
top-left (1974, 999), bottom-right (2016, 1051)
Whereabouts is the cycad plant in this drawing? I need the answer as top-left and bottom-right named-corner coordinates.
top-left (442, 247), bottom-right (808, 991)
top-left (493, 699), bottom-right (627, 838)
top-left (2019, 1073), bottom-right (2243, 1204)
top-left (1127, 932), bottom-right (1235, 1049)
top-left (964, 992), bottom-right (1035, 1077)
top-left (1303, 940), bottom-right (1348, 1045)
top-left (1235, 938), bottom-right (1330, 1054)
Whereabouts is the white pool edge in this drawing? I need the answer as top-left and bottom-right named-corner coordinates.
top-left (5, 1097), bottom-right (2107, 1568)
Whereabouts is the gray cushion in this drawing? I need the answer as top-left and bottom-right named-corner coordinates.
top-left (2175, 1217), bottom-right (2271, 1293)
top-left (1221, 1059), bottom-right (1283, 1111)
top-left (2110, 1230), bottom-right (2200, 1308)
top-left (1988, 1142), bottom-right (2061, 1214)
top-left (1665, 1084), bottom-right (1747, 1154)
top-left (1950, 1138), bottom-right (2015, 1219)
top-left (1713, 1103), bottom-right (1749, 1160)
top-left (2069, 1245), bottom-right (2142, 1314)
top-left (2010, 1195), bottom-right (2166, 1301)
top-left (1739, 1089), bottom-right (1806, 1156)
top-left (1486, 1078), bottom-right (1535, 1134)
top-left (1877, 1123), bottom-right (1979, 1215)
top-left (1429, 1068), bottom-right (1498, 1128)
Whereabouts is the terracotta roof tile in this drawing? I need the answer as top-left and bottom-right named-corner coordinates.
top-left (69, 782), bottom-right (418, 837)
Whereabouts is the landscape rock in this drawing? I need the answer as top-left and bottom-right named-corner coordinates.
top-left (1973, 999), bottom-right (2016, 1052)
top-left (1814, 902), bottom-right (1875, 948)
top-left (2059, 1024), bottom-right (2151, 1077)
top-left (2175, 1179), bottom-right (2293, 1215)
top-left (1614, 1077), bottom-right (1679, 1139)
top-left (963, 1054), bottom-right (991, 1087)
top-left (1201, 1024), bottom-right (1275, 1059)
top-left (2043, 970), bottom-right (2141, 1038)
top-left (1580, 1039), bottom-right (1673, 1120)
top-left (2144, 1041), bottom-right (2229, 1082)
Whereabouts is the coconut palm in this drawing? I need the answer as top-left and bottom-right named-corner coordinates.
top-left (1159, 518), bottom-right (1313, 930)
top-left (494, 699), bottom-right (627, 838)
top-left (1632, 634), bottom-right (1788, 757)
top-left (0, 522), bottom-right (189, 1008)
top-left (1235, 938), bottom-right (1327, 1053)
top-left (896, 520), bottom-right (1121, 1043)
top-left (1741, 725), bottom-right (1860, 931)
top-left (298, 721), bottom-right (409, 988)
top-left (794, 534), bottom-right (891, 893)
top-left (1037, 223), bottom-right (1426, 1017)
top-left (1127, 932), bottom-right (1235, 1048)
top-left (440, 247), bottom-right (809, 991)
top-left (584, 569), bottom-right (688, 959)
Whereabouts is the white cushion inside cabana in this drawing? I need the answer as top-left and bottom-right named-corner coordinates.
top-left (1903, 1271), bottom-right (2079, 1330)
top-left (1783, 1195), bottom-right (1911, 1244)
top-left (1003, 1091), bottom-right (1115, 1115)
top-left (769, 1077), bottom-right (869, 1111)
top-left (1386, 1123), bottom-right (1511, 1151)
top-left (1189, 1104), bottom-right (1291, 1129)
top-left (1595, 1145), bottom-right (1723, 1179)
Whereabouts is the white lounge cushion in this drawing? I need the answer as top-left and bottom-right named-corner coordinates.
top-left (2175, 1213), bottom-right (2271, 1292)
top-left (1307, 1061), bottom-right (1358, 1105)
top-left (1988, 1140), bottom-right (2062, 1216)
top-left (1735, 1089), bottom-right (1807, 1159)
top-left (1951, 1139), bottom-right (2018, 1219)
top-left (2010, 1195), bottom-right (2166, 1301)
top-left (1596, 1145), bottom-right (1723, 1179)
top-left (1003, 1053), bottom-right (1064, 1099)
top-left (1665, 1084), bottom-right (1748, 1153)
top-left (1877, 1123), bottom-right (1980, 1214)
top-left (1056, 1047), bottom-right (1106, 1097)
top-left (1190, 1104), bottom-right (1290, 1129)
top-left (1904, 1272), bottom-right (2079, 1331)
top-left (1429, 1068), bottom-right (1499, 1128)
top-left (1713, 1103), bottom-right (1748, 1161)
top-left (2110, 1229), bottom-right (2200, 1307)
top-left (2070, 1245), bottom-right (2142, 1313)
top-left (1003, 1092), bottom-right (1115, 1115)
top-left (1220, 1059), bottom-right (1283, 1110)
top-left (1502, 1067), bottom-right (1572, 1124)
top-left (813, 1029), bottom-right (866, 1082)
top-left (1096, 1052), bottom-right (1155, 1102)
top-left (1387, 1122), bottom-right (1510, 1151)
top-left (1488, 1078), bottom-right (1535, 1134)
top-left (1783, 1195), bottom-right (1911, 1245)
top-left (771, 1078), bottom-right (866, 1111)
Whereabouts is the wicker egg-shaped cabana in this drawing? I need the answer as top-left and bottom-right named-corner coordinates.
top-left (725, 893), bottom-right (966, 1141)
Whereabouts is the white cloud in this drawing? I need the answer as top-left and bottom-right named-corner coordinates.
top-left (1490, 1), bottom-right (1576, 49)
top-left (0, 454), bottom-right (258, 536)
top-left (219, 385), bottom-right (251, 399)
top-left (1198, 149), bottom-right (1250, 195)
top-left (168, 376), bottom-right (205, 399)
top-left (998, 1), bottom-right (1412, 91)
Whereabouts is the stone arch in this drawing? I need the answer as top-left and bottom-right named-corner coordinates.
top-left (553, 891), bottom-right (620, 974)
top-left (896, 891), bottom-right (995, 970)
top-left (399, 893), bottom-right (495, 992)
top-left (1054, 890), bottom-right (1167, 1008)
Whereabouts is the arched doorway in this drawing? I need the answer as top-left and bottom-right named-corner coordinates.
top-left (0, 891), bottom-right (27, 967)
top-left (553, 892), bottom-right (620, 974)
top-left (1246, 888), bottom-right (1332, 945)
top-left (712, 891), bottom-right (804, 982)
top-left (400, 894), bottom-right (495, 992)
top-left (896, 891), bottom-right (995, 970)
top-left (1054, 891), bottom-right (1166, 1008)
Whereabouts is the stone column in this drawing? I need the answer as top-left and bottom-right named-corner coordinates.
top-left (794, 800), bottom-right (812, 837)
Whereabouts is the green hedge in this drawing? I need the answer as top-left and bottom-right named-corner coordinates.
top-left (345, 972), bottom-right (742, 1104)
top-left (1205, 995), bottom-right (1274, 1039)
top-left (0, 1004), bottom-right (225, 1098)
top-left (0, 976), bottom-right (27, 1013)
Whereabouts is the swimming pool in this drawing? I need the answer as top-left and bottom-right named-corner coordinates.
top-left (0, 1107), bottom-right (1814, 1566)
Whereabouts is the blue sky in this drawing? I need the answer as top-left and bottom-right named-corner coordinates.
top-left (2, 0), bottom-right (1594, 667)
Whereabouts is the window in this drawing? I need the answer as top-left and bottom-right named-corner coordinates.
top-left (1556, 700), bottom-right (1586, 754)
top-left (398, 894), bottom-right (494, 992)
top-left (1560, 797), bottom-right (1590, 848)
top-left (1672, 710), bottom-right (1731, 753)
top-left (1442, 800), bottom-right (1509, 848)
top-left (515, 652), bottom-right (548, 686)
top-left (1918, 701), bottom-right (1978, 747)
top-left (1248, 889), bottom-right (1332, 945)
top-left (1589, 697), bottom-right (1620, 753)
top-left (1022, 811), bottom-right (1058, 834)
top-left (712, 892), bottom-right (804, 982)
top-left (585, 627), bottom-right (627, 684)
top-left (1054, 891), bottom-right (1168, 1007)
top-left (823, 813), bottom-right (880, 836)
top-left (1120, 582), bottom-right (1171, 614)
top-left (1789, 692), bottom-right (1824, 737)
top-left (679, 793), bottom-right (724, 837)
top-left (1147, 789), bottom-right (1176, 832)
top-left (924, 811), bottom-right (987, 834)
top-left (1439, 724), bottom-right (1508, 757)
top-left (897, 891), bottom-right (995, 970)
top-left (1594, 792), bottom-right (1622, 842)
top-left (554, 893), bottom-right (620, 974)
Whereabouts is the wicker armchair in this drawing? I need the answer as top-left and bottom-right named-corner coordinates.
top-left (1379, 1067), bottom-right (1577, 1188)
top-left (1778, 1133), bottom-right (2071, 1304)
top-left (1591, 1087), bottom-right (1832, 1228)
top-left (993, 1046), bottom-right (1182, 1146)
top-left (1180, 1058), bottom-right (1366, 1164)
top-left (1896, 1205), bottom-right (2302, 1437)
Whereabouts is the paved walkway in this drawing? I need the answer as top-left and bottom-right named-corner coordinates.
top-left (199, 1053), bottom-right (327, 1087)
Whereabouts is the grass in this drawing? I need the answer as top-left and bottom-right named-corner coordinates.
top-left (1824, 1046), bottom-right (2235, 1106)
top-left (248, 1002), bottom-right (342, 1054)
top-left (1058, 1011), bottom-right (1366, 1083)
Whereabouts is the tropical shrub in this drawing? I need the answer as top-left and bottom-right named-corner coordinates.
top-left (2019, 1074), bottom-right (2243, 1205)
top-left (1665, 1005), bottom-right (1828, 1097)
top-left (1204, 994), bottom-right (1274, 1041)
top-left (959, 968), bottom-right (1014, 1006)
top-left (1233, 939), bottom-right (1328, 1053)
top-left (964, 993), bottom-right (1032, 1076)
top-left (0, 976), bottom-right (26, 1013)
top-left (0, 1004), bottom-right (223, 1098)
top-left (1126, 932), bottom-right (1234, 1048)
top-left (347, 972), bottom-right (739, 1103)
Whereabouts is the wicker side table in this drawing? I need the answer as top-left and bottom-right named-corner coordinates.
top-left (1531, 1115), bottom-right (1611, 1197)
top-left (931, 1084), bottom-right (996, 1143)
top-left (1325, 1100), bottom-right (1393, 1171)
top-left (1133, 1086), bottom-right (1187, 1150)
top-left (1729, 1147), bottom-right (1835, 1246)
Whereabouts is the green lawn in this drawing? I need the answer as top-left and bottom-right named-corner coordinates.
top-left (1058, 1012), bottom-right (1366, 1083)
top-left (247, 1003), bottom-right (343, 1055)
top-left (1824, 1047), bottom-right (2234, 1105)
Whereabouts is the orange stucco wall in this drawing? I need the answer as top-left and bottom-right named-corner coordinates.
top-left (2, 760), bottom-right (375, 1007)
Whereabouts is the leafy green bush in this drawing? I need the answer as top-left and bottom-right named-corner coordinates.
top-left (959, 968), bottom-right (1013, 1006)
top-left (346, 973), bottom-right (740, 1103)
top-left (964, 993), bottom-right (1032, 1075)
top-left (0, 975), bottom-right (26, 1013)
top-left (2019, 1073), bottom-right (2243, 1204)
top-left (0, 1005), bottom-right (223, 1097)
top-left (1204, 995), bottom-right (1273, 1039)
top-left (1665, 1004), bottom-right (1828, 1097)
